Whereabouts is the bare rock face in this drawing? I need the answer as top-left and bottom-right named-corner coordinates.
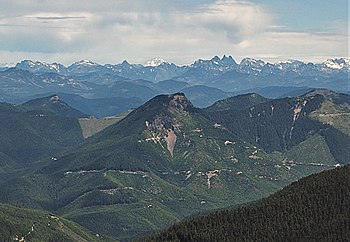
top-left (143, 93), bottom-right (193, 156)
top-left (165, 129), bottom-right (177, 156)
top-left (168, 93), bottom-right (193, 113)
top-left (145, 115), bottom-right (181, 157)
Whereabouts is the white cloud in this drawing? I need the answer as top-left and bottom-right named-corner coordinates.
top-left (234, 31), bottom-right (348, 62)
top-left (188, 0), bottom-right (272, 37)
top-left (0, 0), bottom-right (347, 65)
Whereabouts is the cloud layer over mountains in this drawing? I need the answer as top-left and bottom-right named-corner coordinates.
top-left (0, 0), bottom-right (347, 65)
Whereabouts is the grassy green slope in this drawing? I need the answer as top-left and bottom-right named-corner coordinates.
top-left (286, 134), bottom-right (336, 165)
top-left (0, 203), bottom-right (116, 242)
top-left (79, 111), bottom-right (131, 138)
top-left (310, 100), bottom-right (350, 135)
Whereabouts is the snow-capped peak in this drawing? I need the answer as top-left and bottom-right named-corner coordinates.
top-left (323, 58), bottom-right (350, 70)
top-left (277, 59), bottom-right (301, 65)
top-left (240, 58), bottom-right (265, 67)
top-left (275, 59), bottom-right (305, 70)
top-left (145, 57), bottom-right (168, 67)
top-left (17, 60), bottom-right (37, 67)
top-left (15, 60), bottom-right (66, 73)
top-left (73, 59), bottom-right (98, 66)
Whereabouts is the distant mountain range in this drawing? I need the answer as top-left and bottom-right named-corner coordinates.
top-left (0, 56), bottom-right (348, 113)
top-left (0, 89), bottom-right (348, 240)
top-left (8, 56), bottom-right (349, 77)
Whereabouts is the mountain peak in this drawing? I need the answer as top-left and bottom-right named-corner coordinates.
top-left (211, 56), bottom-right (221, 62)
top-left (209, 55), bottom-right (237, 65)
top-left (192, 55), bottom-right (237, 67)
top-left (15, 60), bottom-right (65, 73)
top-left (140, 93), bottom-right (193, 115)
top-left (240, 58), bottom-right (265, 66)
top-left (168, 93), bottom-right (192, 112)
top-left (323, 58), bottom-right (350, 70)
top-left (21, 94), bottom-right (88, 118)
top-left (145, 57), bottom-right (168, 67)
top-left (121, 60), bottom-right (130, 66)
top-left (72, 59), bottom-right (98, 66)
top-left (50, 95), bottom-right (60, 102)
top-left (221, 55), bottom-right (237, 65)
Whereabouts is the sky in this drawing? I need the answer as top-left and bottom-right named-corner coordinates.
top-left (0, 0), bottom-right (348, 65)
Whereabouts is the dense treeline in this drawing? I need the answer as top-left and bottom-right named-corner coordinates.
top-left (144, 165), bottom-right (350, 241)
top-left (204, 93), bottom-right (270, 112)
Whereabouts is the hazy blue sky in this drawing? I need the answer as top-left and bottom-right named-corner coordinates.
top-left (0, 0), bottom-right (348, 65)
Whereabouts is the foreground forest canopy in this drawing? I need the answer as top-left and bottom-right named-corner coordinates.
top-left (145, 165), bottom-right (350, 241)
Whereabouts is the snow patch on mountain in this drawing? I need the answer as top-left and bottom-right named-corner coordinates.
top-left (71, 59), bottom-right (99, 66)
top-left (323, 58), bottom-right (350, 70)
top-left (15, 60), bottom-right (66, 74)
top-left (145, 58), bottom-right (168, 67)
top-left (275, 60), bottom-right (306, 71)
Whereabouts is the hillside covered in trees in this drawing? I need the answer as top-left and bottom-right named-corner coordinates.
top-left (144, 165), bottom-right (350, 241)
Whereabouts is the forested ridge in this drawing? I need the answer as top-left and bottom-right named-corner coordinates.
top-left (144, 165), bottom-right (350, 242)
top-left (0, 103), bottom-right (84, 168)
top-left (202, 94), bottom-right (327, 153)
